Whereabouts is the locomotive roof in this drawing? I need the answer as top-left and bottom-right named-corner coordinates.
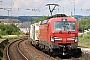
top-left (40, 14), bottom-right (76, 25)
top-left (40, 14), bottom-right (69, 25)
top-left (47, 14), bottom-right (68, 19)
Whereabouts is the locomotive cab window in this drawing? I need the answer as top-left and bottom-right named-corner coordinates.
top-left (54, 21), bottom-right (75, 31)
top-left (41, 20), bottom-right (48, 24)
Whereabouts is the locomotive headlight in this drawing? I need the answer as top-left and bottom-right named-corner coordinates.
top-left (54, 37), bottom-right (62, 40)
top-left (67, 37), bottom-right (78, 42)
top-left (51, 36), bottom-right (54, 42)
top-left (75, 37), bottom-right (78, 42)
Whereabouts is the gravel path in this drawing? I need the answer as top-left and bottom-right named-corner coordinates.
top-left (19, 40), bottom-right (56, 60)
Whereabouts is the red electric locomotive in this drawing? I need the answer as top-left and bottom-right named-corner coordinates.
top-left (37, 14), bottom-right (81, 56)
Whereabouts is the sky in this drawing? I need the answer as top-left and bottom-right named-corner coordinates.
top-left (0, 0), bottom-right (90, 16)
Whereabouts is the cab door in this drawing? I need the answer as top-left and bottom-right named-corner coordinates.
top-left (39, 20), bottom-right (48, 42)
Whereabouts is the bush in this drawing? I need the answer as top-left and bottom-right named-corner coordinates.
top-left (83, 34), bottom-right (90, 39)
top-left (0, 24), bottom-right (20, 35)
top-left (78, 33), bottom-right (90, 47)
top-left (0, 36), bottom-right (2, 38)
top-left (79, 34), bottom-right (83, 38)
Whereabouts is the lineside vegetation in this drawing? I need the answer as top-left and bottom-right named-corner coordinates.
top-left (79, 33), bottom-right (90, 48)
top-left (78, 17), bottom-right (90, 47)
top-left (0, 23), bottom-right (20, 35)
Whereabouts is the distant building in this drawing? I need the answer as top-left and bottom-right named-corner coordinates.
top-left (0, 18), bottom-right (22, 26)
top-left (18, 22), bottom-right (31, 34)
top-left (0, 18), bottom-right (31, 34)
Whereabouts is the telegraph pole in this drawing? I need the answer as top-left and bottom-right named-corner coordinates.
top-left (45, 4), bottom-right (59, 16)
top-left (26, 8), bottom-right (32, 37)
top-left (4, 8), bottom-right (12, 23)
top-left (0, 0), bottom-right (3, 16)
top-left (71, 2), bottom-right (75, 16)
top-left (7, 9), bottom-right (11, 24)
top-left (4, 8), bottom-right (12, 17)
top-left (7, 10), bottom-right (11, 18)
top-left (0, 0), bottom-right (2, 5)
top-left (63, 7), bottom-right (64, 13)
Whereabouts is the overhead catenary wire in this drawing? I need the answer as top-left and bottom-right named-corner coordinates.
top-left (55, 0), bottom-right (61, 3)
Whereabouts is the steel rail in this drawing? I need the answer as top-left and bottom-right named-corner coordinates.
top-left (6, 37), bottom-right (28, 60)
top-left (17, 40), bottom-right (29, 60)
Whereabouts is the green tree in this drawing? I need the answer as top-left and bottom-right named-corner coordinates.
top-left (32, 16), bottom-right (48, 23)
top-left (79, 18), bottom-right (90, 32)
top-left (0, 24), bottom-right (20, 35)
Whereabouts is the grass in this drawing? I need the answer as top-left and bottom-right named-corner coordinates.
top-left (78, 33), bottom-right (90, 48)
top-left (0, 58), bottom-right (5, 60)
top-left (24, 49), bottom-right (28, 53)
top-left (1, 35), bottom-right (26, 41)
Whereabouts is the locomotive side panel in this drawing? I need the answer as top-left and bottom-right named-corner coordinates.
top-left (39, 24), bottom-right (48, 41)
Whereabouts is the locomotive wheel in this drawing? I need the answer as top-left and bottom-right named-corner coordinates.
top-left (71, 48), bottom-right (82, 58)
top-left (49, 48), bottom-right (60, 56)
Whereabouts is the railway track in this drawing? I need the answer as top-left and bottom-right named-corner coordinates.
top-left (3, 37), bottom-right (90, 60)
top-left (6, 37), bottom-right (28, 60)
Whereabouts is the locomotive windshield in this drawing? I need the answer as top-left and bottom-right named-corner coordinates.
top-left (54, 21), bottom-right (75, 31)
